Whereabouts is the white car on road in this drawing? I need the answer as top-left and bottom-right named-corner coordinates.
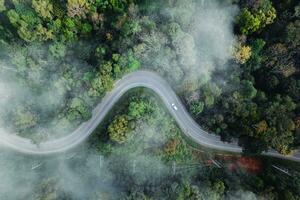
top-left (171, 103), bottom-right (178, 111)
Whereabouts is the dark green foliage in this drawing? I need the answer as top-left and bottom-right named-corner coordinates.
top-left (241, 80), bottom-right (257, 99)
top-left (246, 39), bottom-right (266, 71)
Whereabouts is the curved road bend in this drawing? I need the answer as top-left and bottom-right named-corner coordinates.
top-left (0, 71), bottom-right (299, 162)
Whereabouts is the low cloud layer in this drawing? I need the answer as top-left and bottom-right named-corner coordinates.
top-left (137, 0), bottom-right (238, 87)
top-left (0, 42), bottom-right (95, 141)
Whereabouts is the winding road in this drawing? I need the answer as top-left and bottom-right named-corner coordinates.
top-left (0, 71), bottom-right (299, 162)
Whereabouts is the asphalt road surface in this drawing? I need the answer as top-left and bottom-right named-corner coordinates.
top-left (0, 71), bottom-right (299, 162)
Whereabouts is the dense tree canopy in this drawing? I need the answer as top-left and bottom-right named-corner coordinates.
top-left (0, 0), bottom-right (299, 198)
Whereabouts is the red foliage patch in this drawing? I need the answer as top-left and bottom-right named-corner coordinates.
top-left (237, 157), bottom-right (262, 173)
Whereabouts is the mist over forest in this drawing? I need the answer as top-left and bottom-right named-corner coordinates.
top-left (0, 0), bottom-right (299, 199)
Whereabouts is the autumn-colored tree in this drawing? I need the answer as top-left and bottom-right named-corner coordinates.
top-left (164, 138), bottom-right (180, 156)
top-left (265, 43), bottom-right (297, 77)
top-left (108, 115), bottom-right (131, 143)
top-left (255, 120), bottom-right (268, 136)
top-left (90, 12), bottom-right (104, 29)
top-left (235, 44), bottom-right (252, 64)
top-left (36, 24), bottom-right (54, 41)
top-left (67, 0), bottom-right (90, 19)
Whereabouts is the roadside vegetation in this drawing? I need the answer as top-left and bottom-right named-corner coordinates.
top-left (0, 0), bottom-right (299, 199)
top-left (3, 89), bottom-right (299, 199)
top-left (0, 0), bottom-right (299, 154)
top-left (86, 89), bottom-right (300, 199)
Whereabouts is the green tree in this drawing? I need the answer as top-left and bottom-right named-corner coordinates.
top-left (241, 80), bottom-right (257, 99)
top-left (266, 75), bottom-right (279, 90)
top-left (238, 9), bottom-right (261, 35)
top-left (125, 191), bottom-right (151, 200)
top-left (13, 106), bottom-right (38, 132)
top-left (256, 0), bottom-right (276, 26)
top-left (284, 78), bottom-right (300, 100)
top-left (6, 5), bottom-right (56, 42)
top-left (100, 62), bottom-right (114, 91)
top-left (0, 0), bottom-right (6, 12)
top-left (177, 183), bottom-right (202, 200)
top-left (62, 17), bottom-right (78, 41)
top-left (32, 0), bottom-right (53, 20)
top-left (283, 191), bottom-right (297, 200)
top-left (286, 20), bottom-right (300, 48)
top-left (166, 22), bottom-right (184, 40)
top-left (49, 19), bottom-right (62, 33)
top-left (202, 83), bottom-right (222, 107)
top-left (121, 19), bottom-right (141, 36)
top-left (49, 42), bottom-right (66, 58)
top-left (88, 61), bottom-right (114, 98)
top-left (190, 101), bottom-right (204, 115)
top-left (80, 22), bottom-right (92, 35)
top-left (246, 39), bottom-right (266, 71)
top-left (66, 97), bottom-right (91, 121)
top-left (108, 0), bottom-right (132, 11)
top-left (6, 9), bottom-right (38, 42)
top-left (295, 3), bottom-right (300, 17)
top-left (112, 52), bottom-right (140, 77)
top-left (128, 100), bottom-right (151, 119)
top-left (89, 75), bottom-right (105, 97)
top-left (212, 180), bottom-right (225, 195)
top-left (263, 95), bottom-right (296, 154)
top-left (7, 10), bottom-right (20, 26)
top-left (237, 1), bottom-right (276, 35)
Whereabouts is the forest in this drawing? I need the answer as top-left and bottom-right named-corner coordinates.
top-left (2, 89), bottom-right (300, 199)
top-left (0, 0), bottom-right (299, 154)
top-left (0, 0), bottom-right (299, 199)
